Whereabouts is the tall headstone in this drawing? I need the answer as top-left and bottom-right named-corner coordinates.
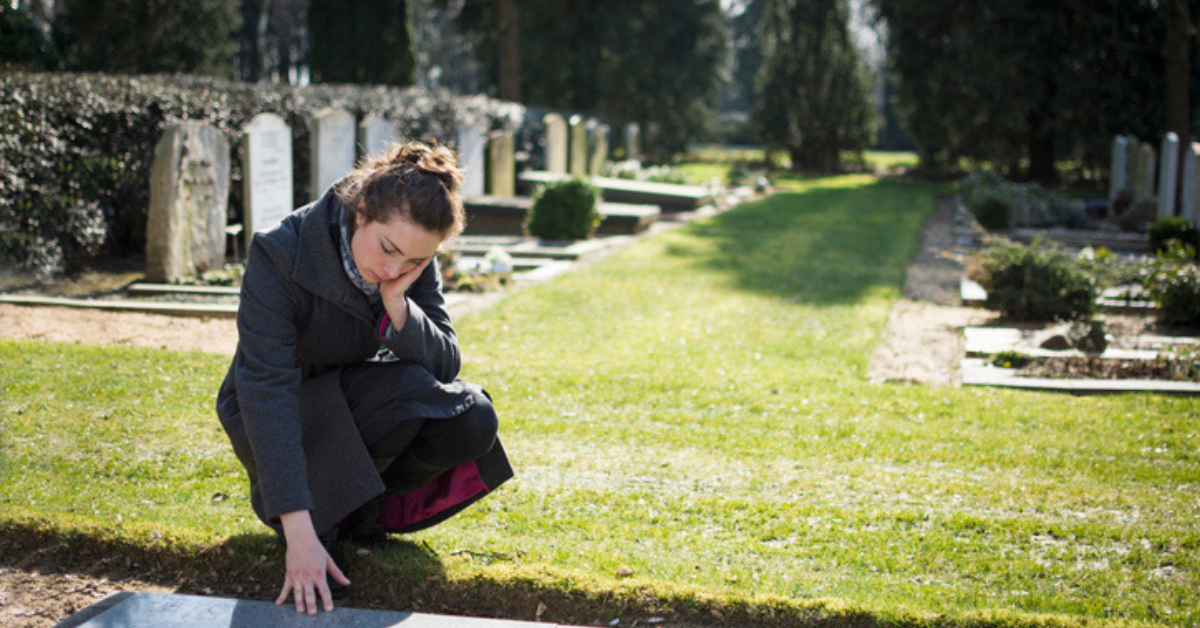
top-left (310, 108), bottom-right (356, 200)
top-left (1109, 135), bottom-right (1128, 210)
top-left (241, 114), bottom-right (294, 250)
top-left (1125, 138), bottom-right (1141, 202)
top-left (623, 122), bottom-right (641, 162)
top-left (543, 113), bottom-right (568, 174)
top-left (359, 114), bottom-right (398, 159)
top-left (1157, 132), bottom-right (1180, 219)
top-left (487, 132), bottom-right (516, 198)
top-left (456, 124), bottom-right (487, 197)
top-left (569, 115), bottom-right (588, 177)
top-left (588, 122), bottom-right (609, 176)
top-left (1182, 143), bottom-right (1200, 225)
top-left (145, 122), bottom-right (230, 283)
top-left (1134, 142), bottom-right (1157, 203)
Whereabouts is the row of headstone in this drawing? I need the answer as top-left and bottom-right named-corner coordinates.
top-left (147, 109), bottom-right (404, 282)
top-left (147, 108), bottom-right (643, 281)
top-left (1111, 133), bottom-right (1200, 225)
top-left (541, 114), bottom-right (639, 177)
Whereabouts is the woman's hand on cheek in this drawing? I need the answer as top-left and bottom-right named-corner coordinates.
top-left (381, 257), bottom-right (434, 330)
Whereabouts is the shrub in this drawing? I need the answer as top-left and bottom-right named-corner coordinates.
top-left (959, 170), bottom-right (1083, 230)
top-left (966, 186), bottom-right (1016, 230)
top-left (1147, 216), bottom-right (1199, 258)
top-left (967, 236), bottom-right (1098, 322)
top-left (604, 160), bottom-right (688, 184)
top-left (525, 178), bottom-right (601, 241)
top-left (1141, 241), bottom-right (1200, 327)
top-left (991, 350), bottom-right (1032, 369)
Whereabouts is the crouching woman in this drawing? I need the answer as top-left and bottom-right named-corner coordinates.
top-left (216, 141), bottom-right (512, 614)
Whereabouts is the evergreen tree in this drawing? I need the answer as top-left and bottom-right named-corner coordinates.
top-left (753, 0), bottom-right (876, 171)
top-left (456, 0), bottom-right (727, 161)
top-left (55, 0), bottom-right (240, 77)
top-left (308, 0), bottom-right (416, 86)
top-left (873, 0), bottom-right (1189, 182)
top-left (1, 3), bottom-right (59, 70)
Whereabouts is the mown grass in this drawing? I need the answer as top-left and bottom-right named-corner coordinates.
top-left (2, 176), bottom-right (1197, 628)
top-left (678, 150), bottom-right (920, 186)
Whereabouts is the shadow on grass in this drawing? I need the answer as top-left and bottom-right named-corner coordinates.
top-left (676, 179), bottom-right (935, 306)
top-left (0, 518), bottom-right (1113, 628)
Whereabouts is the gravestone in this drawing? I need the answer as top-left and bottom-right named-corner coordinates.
top-left (623, 122), bottom-right (641, 162)
top-left (569, 115), bottom-right (588, 177)
top-left (241, 113), bottom-right (294, 249)
top-left (53, 592), bottom-right (567, 628)
top-left (487, 132), bottom-right (516, 197)
top-left (456, 124), bottom-right (487, 197)
top-left (1182, 143), bottom-right (1200, 224)
top-left (310, 108), bottom-right (357, 200)
top-left (1125, 138), bottom-right (1141, 201)
top-left (1157, 132), bottom-right (1180, 219)
top-left (1109, 135), bottom-right (1128, 212)
top-left (1133, 142), bottom-right (1156, 203)
top-left (145, 122), bottom-right (230, 283)
top-left (588, 123), bottom-right (609, 176)
top-left (543, 113), bottom-right (568, 174)
top-left (359, 114), bottom-right (398, 159)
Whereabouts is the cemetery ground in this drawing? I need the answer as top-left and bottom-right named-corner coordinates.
top-left (2, 175), bottom-right (1199, 628)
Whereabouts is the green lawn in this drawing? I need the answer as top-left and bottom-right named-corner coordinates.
top-left (2, 176), bottom-right (1197, 627)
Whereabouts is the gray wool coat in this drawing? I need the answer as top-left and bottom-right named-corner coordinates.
top-left (216, 191), bottom-right (511, 535)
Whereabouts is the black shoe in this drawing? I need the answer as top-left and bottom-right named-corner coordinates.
top-left (344, 496), bottom-right (389, 547)
top-left (319, 533), bottom-right (351, 598)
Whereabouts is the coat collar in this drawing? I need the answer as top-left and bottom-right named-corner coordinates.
top-left (292, 191), bottom-right (374, 323)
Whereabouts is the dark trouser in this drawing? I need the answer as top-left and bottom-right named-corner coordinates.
top-left (339, 361), bottom-right (498, 496)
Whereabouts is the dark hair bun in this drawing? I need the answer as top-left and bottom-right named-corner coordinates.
top-left (335, 140), bottom-right (466, 239)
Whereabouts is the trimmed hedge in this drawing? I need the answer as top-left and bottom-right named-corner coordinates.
top-left (0, 71), bottom-right (525, 276)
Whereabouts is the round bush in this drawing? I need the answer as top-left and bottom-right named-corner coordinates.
top-left (1142, 244), bottom-right (1200, 327)
top-left (525, 178), bottom-right (601, 241)
top-left (1148, 216), bottom-right (1199, 258)
top-left (967, 236), bottom-right (1098, 322)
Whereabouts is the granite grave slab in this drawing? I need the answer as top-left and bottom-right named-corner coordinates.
top-left (54, 592), bottom-right (568, 628)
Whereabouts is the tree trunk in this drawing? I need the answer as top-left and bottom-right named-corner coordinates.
top-left (1027, 72), bottom-right (1058, 184)
top-left (1165, 0), bottom-right (1189, 205)
top-left (495, 0), bottom-right (520, 102)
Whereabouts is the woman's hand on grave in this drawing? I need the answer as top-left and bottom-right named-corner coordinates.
top-left (381, 257), bottom-right (434, 330)
top-left (276, 510), bottom-right (349, 614)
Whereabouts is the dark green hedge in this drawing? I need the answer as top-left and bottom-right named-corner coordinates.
top-left (0, 71), bottom-right (524, 276)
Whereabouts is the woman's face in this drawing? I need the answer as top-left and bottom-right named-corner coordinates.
top-left (351, 212), bottom-right (442, 284)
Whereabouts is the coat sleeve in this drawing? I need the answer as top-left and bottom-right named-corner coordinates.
top-left (380, 257), bottom-right (462, 383)
top-left (234, 232), bottom-right (314, 522)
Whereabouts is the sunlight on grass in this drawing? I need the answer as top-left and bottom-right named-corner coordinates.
top-left (2, 175), bottom-right (1198, 627)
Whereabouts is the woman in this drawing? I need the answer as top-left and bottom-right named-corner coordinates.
top-left (216, 140), bottom-right (512, 615)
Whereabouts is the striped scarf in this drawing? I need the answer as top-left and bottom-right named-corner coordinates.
top-left (335, 205), bottom-right (380, 300)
